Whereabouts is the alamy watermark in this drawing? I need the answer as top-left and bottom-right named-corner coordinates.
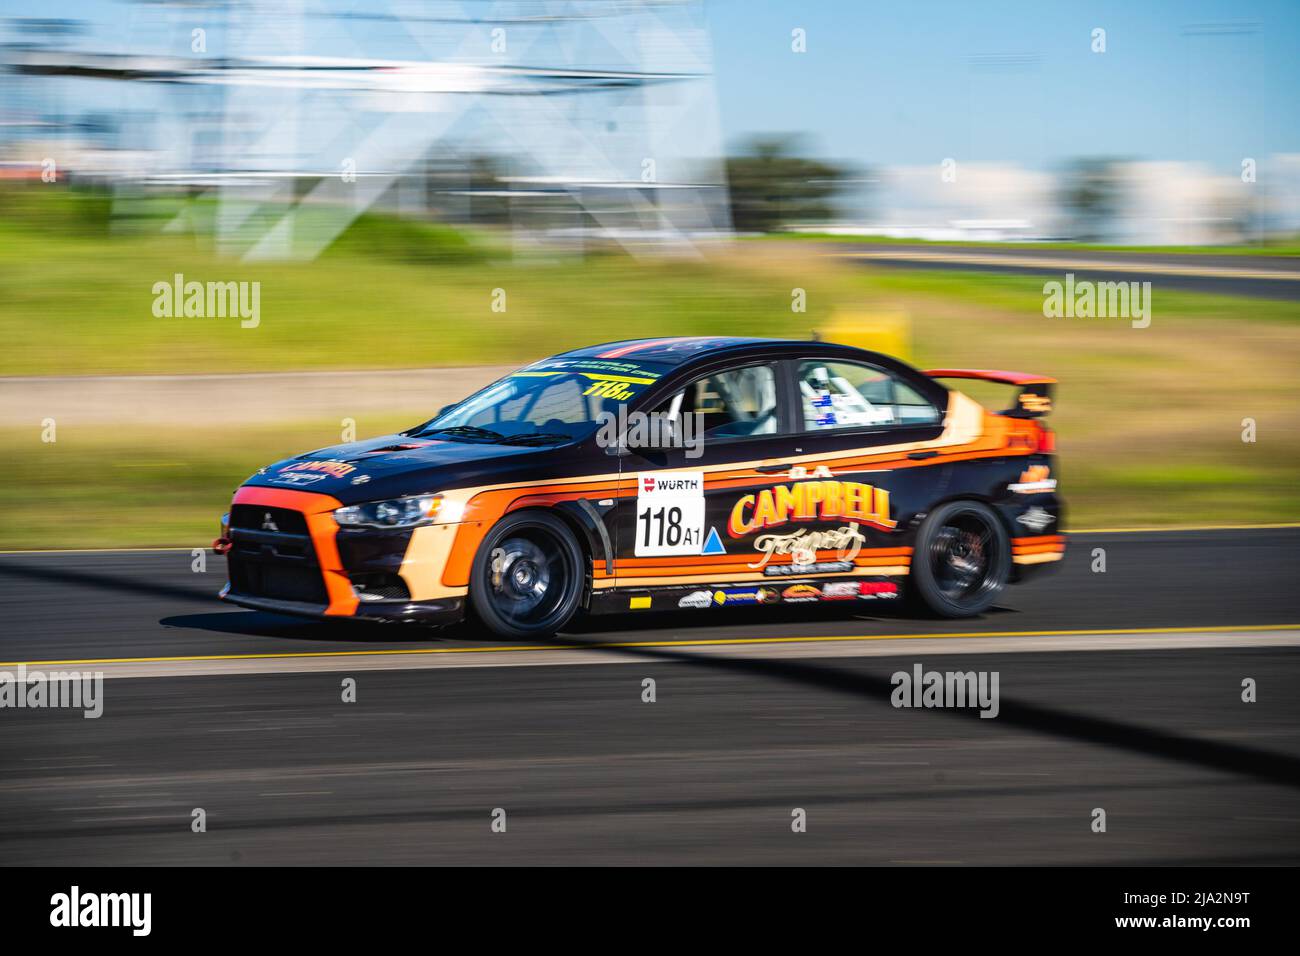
top-left (891, 663), bottom-right (1000, 718)
top-left (152, 273), bottom-right (260, 328)
top-left (0, 665), bottom-right (103, 718)
top-left (50, 886), bottom-right (150, 936)
top-left (595, 408), bottom-right (705, 459)
top-left (1043, 273), bottom-right (1151, 328)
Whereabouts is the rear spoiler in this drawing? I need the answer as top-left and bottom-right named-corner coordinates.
top-left (923, 368), bottom-right (1055, 418)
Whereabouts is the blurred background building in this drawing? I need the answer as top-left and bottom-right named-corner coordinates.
top-left (1, 0), bottom-right (732, 256)
top-left (3, 0), bottom-right (1299, 252)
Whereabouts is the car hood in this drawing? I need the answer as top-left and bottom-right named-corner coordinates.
top-left (240, 433), bottom-right (566, 505)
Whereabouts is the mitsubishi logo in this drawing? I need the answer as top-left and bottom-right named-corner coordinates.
top-left (261, 512), bottom-right (279, 532)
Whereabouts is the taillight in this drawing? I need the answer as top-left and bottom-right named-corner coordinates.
top-left (1037, 426), bottom-right (1056, 453)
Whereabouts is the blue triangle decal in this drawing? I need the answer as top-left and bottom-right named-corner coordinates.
top-left (701, 527), bottom-right (727, 555)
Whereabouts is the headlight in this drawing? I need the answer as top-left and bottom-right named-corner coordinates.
top-left (334, 494), bottom-right (442, 529)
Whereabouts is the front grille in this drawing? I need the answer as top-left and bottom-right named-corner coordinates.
top-left (230, 559), bottom-right (329, 604)
top-left (348, 572), bottom-right (411, 601)
top-left (230, 505), bottom-right (309, 535)
top-left (227, 505), bottom-right (328, 605)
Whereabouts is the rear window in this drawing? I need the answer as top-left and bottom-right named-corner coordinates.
top-left (796, 360), bottom-right (942, 430)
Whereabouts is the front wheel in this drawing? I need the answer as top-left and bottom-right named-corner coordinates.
top-left (909, 501), bottom-right (1010, 618)
top-left (469, 510), bottom-right (585, 639)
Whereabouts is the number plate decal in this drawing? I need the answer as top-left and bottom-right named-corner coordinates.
top-left (635, 472), bottom-right (705, 557)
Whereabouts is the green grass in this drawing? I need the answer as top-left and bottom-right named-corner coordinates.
top-left (0, 236), bottom-right (828, 376)
top-left (0, 188), bottom-right (831, 377)
top-left (1, 421), bottom-right (412, 549)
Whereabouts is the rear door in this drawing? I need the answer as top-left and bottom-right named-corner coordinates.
top-left (760, 355), bottom-right (949, 597)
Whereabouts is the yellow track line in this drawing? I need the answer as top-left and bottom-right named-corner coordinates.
top-left (4, 623), bottom-right (1298, 670)
top-left (2, 523), bottom-right (1297, 555)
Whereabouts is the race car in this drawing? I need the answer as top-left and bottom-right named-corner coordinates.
top-left (216, 337), bottom-right (1063, 637)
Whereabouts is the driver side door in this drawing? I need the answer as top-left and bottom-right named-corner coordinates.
top-left (611, 361), bottom-right (795, 602)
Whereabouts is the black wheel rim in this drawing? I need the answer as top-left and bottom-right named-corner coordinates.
top-left (929, 510), bottom-right (999, 604)
top-left (487, 529), bottom-right (575, 629)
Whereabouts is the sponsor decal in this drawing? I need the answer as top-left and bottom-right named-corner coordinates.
top-left (513, 360), bottom-right (660, 402)
top-left (783, 464), bottom-right (849, 480)
top-left (728, 481), bottom-right (896, 537)
top-left (629, 595), bottom-right (652, 610)
top-left (1016, 506), bottom-right (1055, 532)
top-left (781, 584), bottom-right (822, 603)
top-left (1017, 392), bottom-right (1052, 414)
top-left (858, 580), bottom-right (899, 600)
top-left (763, 560), bottom-right (854, 577)
top-left (1009, 465), bottom-right (1057, 494)
top-left (712, 587), bottom-right (778, 606)
top-left (642, 474), bottom-right (701, 495)
top-left (278, 459), bottom-right (356, 479)
top-left (677, 590), bottom-right (713, 609)
top-left (819, 580), bottom-right (862, 601)
top-left (518, 358), bottom-right (661, 380)
top-left (749, 523), bottom-right (867, 569)
top-left (273, 471), bottom-right (327, 486)
top-left (636, 472), bottom-right (704, 557)
top-left (819, 580), bottom-right (899, 601)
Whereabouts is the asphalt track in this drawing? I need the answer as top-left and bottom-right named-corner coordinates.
top-left (834, 244), bottom-right (1300, 299)
top-left (1, 528), bottom-right (1297, 864)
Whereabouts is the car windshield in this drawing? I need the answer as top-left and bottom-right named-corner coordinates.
top-left (409, 357), bottom-right (672, 444)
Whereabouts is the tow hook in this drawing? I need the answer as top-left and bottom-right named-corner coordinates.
top-left (213, 537), bottom-right (233, 555)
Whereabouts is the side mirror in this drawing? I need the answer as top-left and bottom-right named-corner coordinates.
top-left (436, 402), bottom-right (459, 418)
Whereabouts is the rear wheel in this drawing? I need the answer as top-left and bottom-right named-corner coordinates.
top-left (909, 501), bottom-right (1010, 618)
top-left (469, 511), bottom-right (585, 639)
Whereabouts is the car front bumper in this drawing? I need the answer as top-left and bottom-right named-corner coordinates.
top-left (220, 586), bottom-right (464, 625)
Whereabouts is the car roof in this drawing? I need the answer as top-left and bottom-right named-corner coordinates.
top-left (547, 336), bottom-right (951, 409)
top-left (556, 336), bottom-right (920, 374)
top-left (556, 337), bottom-right (791, 366)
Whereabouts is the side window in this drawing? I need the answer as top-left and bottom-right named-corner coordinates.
top-left (797, 361), bottom-right (941, 431)
top-left (655, 364), bottom-right (780, 439)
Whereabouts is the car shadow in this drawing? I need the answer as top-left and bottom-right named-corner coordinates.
top-left (0, 559), bottom-right (213, 604)
top-left (563, 599), bottom-right (1020, 636)
top-left (526, 630), bottom-right (1300, 791)
top-left (156, 605), bottom-right (1300, 790)
top-left (158, 611), bottom-right (453, 644)
top-left (161, 594), bottom-right (1025, 645)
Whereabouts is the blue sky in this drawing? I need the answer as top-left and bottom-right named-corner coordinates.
top-left (707, 0), bottom-right (1300, 171)
top-left (8, 0), bottom-right (1300, 173)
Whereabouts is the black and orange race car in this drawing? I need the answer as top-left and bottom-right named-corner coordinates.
top-left (216, 337), bottom-right (1063, 637)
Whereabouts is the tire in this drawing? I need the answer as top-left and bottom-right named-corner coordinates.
top-left (909, 500), bottom-right (1010, 618)
top-left (469, 510), bottom-right (585, 639)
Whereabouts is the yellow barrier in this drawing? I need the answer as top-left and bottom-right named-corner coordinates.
top-left (816, 310), bottom-right (912, 361)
